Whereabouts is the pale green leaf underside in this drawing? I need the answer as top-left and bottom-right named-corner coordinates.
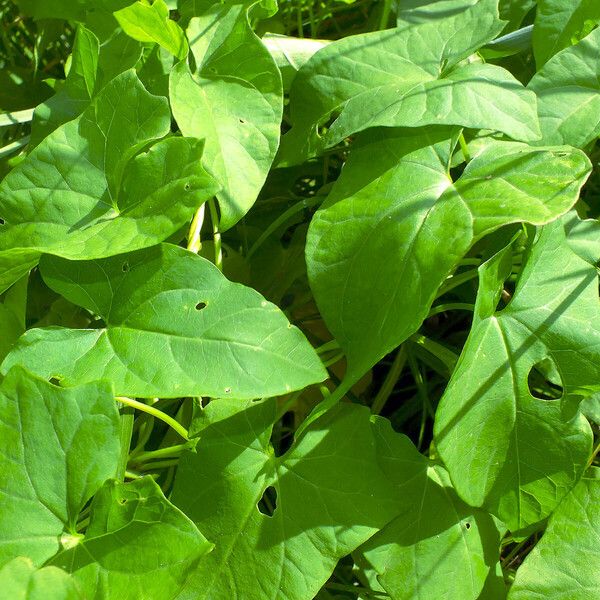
top-left (435, 217), bottom-right (596, 529)
top-left (306, 129), bottom-right (591, 382)
top-left (0, 69), bottom-right (218, 293)
top-left (51, 478), bottom-right (212, 600)
top-left (279, 0), bottom-right (540, 164)
top-left (0, 367), bottom-right (120, 567)
top-left (1, 244), bottom-right (326, 399)
top-left (508, 468), bottom-right (600, 599)
top-left (528, 27), bottom-right (600, 148)
top-left (172, 398), bottom-right (499, 600)
top-left (0, 557), bottom-right (81, 600)
top-left (170, 5), bottom-right (283, 230)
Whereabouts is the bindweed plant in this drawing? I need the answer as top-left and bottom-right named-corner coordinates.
top-left (0, 0), bottom-right (599, 598)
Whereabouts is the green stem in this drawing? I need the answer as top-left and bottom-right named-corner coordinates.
top-left (427, 302), bottom-right (475, 318)
top-left (315, 339), bottom-right (340, 355)
top-left (116, 408), bottom-right (135, 481)
top-left (372, 346), bottom-right (407, 415)
top-left (322, 351), bottom-right (345, 368)
top-left (128, 415), bottom-right (155, 458)
top-left (378, 0), bottom-right (393, 30)
top-left (458, 132), bottom-right (472, 163)
top-left (207, 198), bottom-right (222, 271)
top-left (437, 268), bottom-right (479, 297)
top-left (138, 459), bottom-right (180, 471)
top-left (130, 442), bottom-right (192, 464)
top-left (587, 440), bottom-right (600, 468)
top-left (246, 196), bottom-right (321, 260)
top-left (116, 397), bottom-right (189, 440)
top-left (187, 203), bottom-right (205, 253)
top-left (0, 135), bottom-right (30, 159)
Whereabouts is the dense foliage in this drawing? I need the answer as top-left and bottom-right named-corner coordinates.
top-left (0, 0), bottom-right (599, 598)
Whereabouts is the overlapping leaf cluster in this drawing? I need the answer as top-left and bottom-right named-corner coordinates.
top-left (0, 0), bottom-right (599, 598)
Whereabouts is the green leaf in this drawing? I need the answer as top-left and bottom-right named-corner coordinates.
top-left (499, 0), bottom-right (536, 31)
top-left (31, 26), bottom-right (100, 146)
top-left (306, 129), bottom-right (591, 384)
top-left (279, 0), bottom-right (540, 165)
top-left (169, 4), bottom-right (283, 230)
top-left (171, 397), bottom-right (499, 600)
top-left (533, 0), bottom-right (600, 67)
top-left (115, 0), bottom-right (189, 59)
top-left (11, 0), bottom-right (133, 20)
top-left (0, 557), bottom-right (81, 600)
top-left (0, 69), bottom-right (218, 293)
top-left (355, 465), bottom-right (503, 600)
top-left (262, 34), bottom-right (329, 90)
top-left (435, 216), bottom-right (597, 530)
top-left (0, 275), bottom-right (27, 363)
top-left (51, 478), bottom-right (212, 600)
top-left (508, 468), bottom-right (600, 599)
top-left (528, 27), bottom-right (600, 148)
top-left (2, 244), bottom-right (326, 399)
top-left (0, 367), bottom-right (120, 566)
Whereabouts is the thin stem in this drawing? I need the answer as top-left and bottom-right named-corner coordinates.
top-left (116, 408), bottom-right (134, 481)
top-left (207, 198), bottom-right (222, 271)
top-left (138, 459), bottom-right (180, 471)
top-left (427, 302), bottom-right (475, 318)
top-left (458, 132), bottom-right (472, 163)
top-left (130, 442), bottom-right (192, 464)
top-left (407, 349), bottom-right (433, 451)
top-left (246, 196), bottom-right (321, 260)
top-left (322, 351), bottom-right (345, 368)
top-left (0, 135), bottom-right (30, 159)
top-left (437, 268), bottom-right (479, 297)
top-left (187, 203), bottom-right (205, 253)
top-left (116, 397), bottom-right (189, 441)
top-left (129, 415), bottom-right (155, 458)
top-left (372, 346), bottom-right (407, 415)
top-left (378, 0), bottom-right (393, 30)
top-left (316, 339), bottom-right (340, 355)
top-left (587, 440), bottom-right (600, 468)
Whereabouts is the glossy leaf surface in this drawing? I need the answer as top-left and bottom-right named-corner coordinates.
top-left (51, 478), bottom-right (212, 600)
top-left (0, 69), bottom-right (218, 293)
top-left (170, 4), bottom-right (282, 229)
top-left (306, 130), bottom-right (590, 383)
top-left (435, 216), bottom-right (597, 529)
top-left (2, 245), bottom-right (326, 398)
top-left (0, 367), bottom-right (120, 566)
top-left (528, 28), bottom-right (600, 148)
top-left (280, 0), bottom-right (539, 164)
top-left (172, 398), bottom-right (500, 600)
top-left (508, 468), bottom-right (600, 599)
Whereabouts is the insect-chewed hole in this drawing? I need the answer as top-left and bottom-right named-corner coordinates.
top-left (122, 261), bottom-right (130, 272)
top-left (0, 217), bottom-right (5, 225)
top-left (239, 118), bottom-right (245, 124)
top-left (224, 387), bottom-right (232, 394)
top-left (464, 522), bottom-right (471, 530)
top-left (184, 183), bottom-right (191, 191)
top-left (195, 301), bottom-right (207, 311)
top-left (119, 497), bottom-right (127, 505)
top-left (49, 376), bottom-right (62, 386)
top-left (527, 358), bottom-right (563, 401)
top-left (257, 486), bottom-right (277, 517)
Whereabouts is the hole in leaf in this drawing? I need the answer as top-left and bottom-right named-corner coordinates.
top-left (184, 183), bottom-right (191, 191)
top-left (239, 118), bottom-right (245, 124)
top-left (49, 376), bottom-right (62, 386)
top-left (527, 358), bottom-right (563, 401)
top-left (0, 217), bottom-right (5, 225)
top-left (122, 262), bottom-right (130, 272)
top-left (119, 497), bottom-right (127, 505)
top-left (257, 486), bottom-right (277, 517)
top-left (224, 387), bottom-right (231, 394)
top-left (465, 522), bottom-right (471, 530)
top-left (195, 301), bottom-right (207, 311)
